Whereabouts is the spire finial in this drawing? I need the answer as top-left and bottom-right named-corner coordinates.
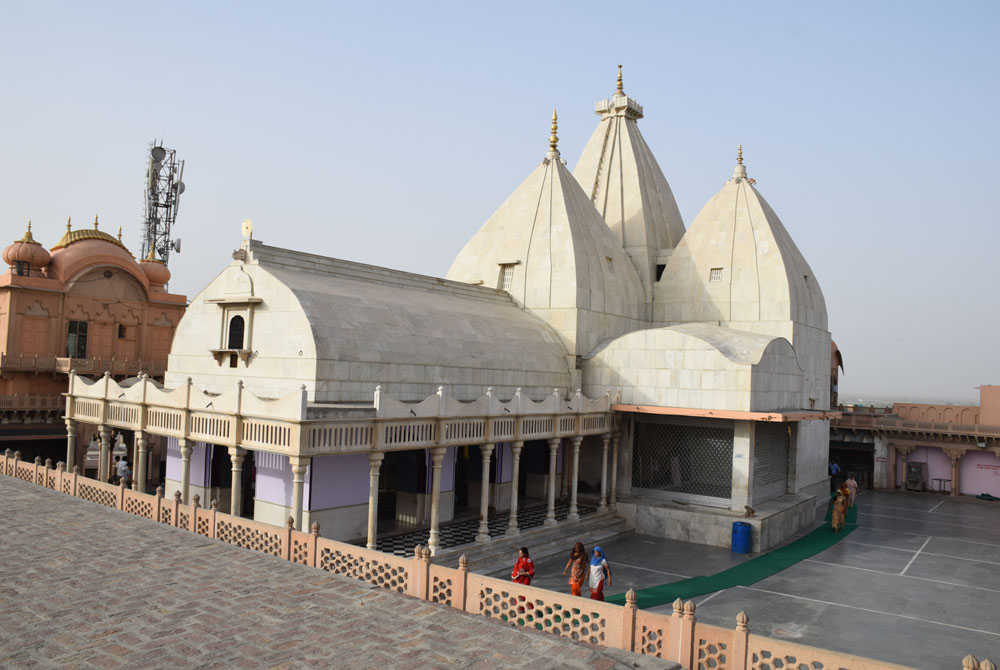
top-left (737, 144), bottom-right (743, 166)
top-left (117, 226), bottom-right (122, 241)
top-left (93, 214), bottom-right (99, 230)
top-left (66, 217), bottom-right (72, 232)
top-left (549, 109), bottom-right (559, 154)
top-left (616, 64), bottom-right (623, 94)
top-left (20, 220), bottom-right (35, 243)
top-left (145, 247), bottom-right (157, 262)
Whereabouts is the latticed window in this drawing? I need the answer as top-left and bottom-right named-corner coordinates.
top-left (498, 264), bottom-right (515, 291)
top-left (709, 267), bottom-right (723, 282)
top-left (632, 418), bottom-right (734, 507)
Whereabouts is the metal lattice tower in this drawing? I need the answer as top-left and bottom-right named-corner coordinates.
top-left (140, 141), bottom-right (185, 266)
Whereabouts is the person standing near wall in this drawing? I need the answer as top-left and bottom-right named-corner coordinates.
top-left (588, 547), bottom-right (612, 601)
top-left (562, 542), bottom-right (587, 597)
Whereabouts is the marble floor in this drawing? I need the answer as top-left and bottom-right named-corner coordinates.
top-left (488, 491), bottom-right (1000, 670)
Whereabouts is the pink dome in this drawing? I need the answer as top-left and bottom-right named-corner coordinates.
top-left (140, 251), bottom-right (171, 288)
top-left (3, 223), bottom-right (50, 272)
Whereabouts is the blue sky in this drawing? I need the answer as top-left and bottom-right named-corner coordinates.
top-left (1, 1), bottom-right (997, 402)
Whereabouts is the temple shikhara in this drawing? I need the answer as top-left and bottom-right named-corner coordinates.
top-left (56, 69), bottom-right (843, 556)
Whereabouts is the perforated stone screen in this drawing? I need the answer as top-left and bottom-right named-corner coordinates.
top-left (632, 418), bottom-right (734, 506)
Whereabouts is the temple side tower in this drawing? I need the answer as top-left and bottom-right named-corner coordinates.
top-left (573, 66), bottom-right (686, 311)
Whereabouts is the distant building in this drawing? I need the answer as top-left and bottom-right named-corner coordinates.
top-left (64, 70), bottom-right (836, 554)
top-left (0, 217), bottom-right (186, 472)
top-left (833, 385), bottom-right (1000, 496)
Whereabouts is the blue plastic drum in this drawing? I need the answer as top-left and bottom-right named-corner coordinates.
top-left (731, 521), bottom-right (752, 554)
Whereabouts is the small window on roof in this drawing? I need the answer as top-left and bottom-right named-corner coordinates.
top-left (709, 267), bottom-right (723, 282)
top-left (655, 264), bottom-right (666, 281)
top-left (498, 264), bottom-right (515, 291)
top-left (605, 256), bottom-right (614, 274)
top-left (227, 315), bottom-right (245, 349)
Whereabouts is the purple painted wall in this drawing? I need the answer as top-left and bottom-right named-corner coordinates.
top-left (165, 439), bottom-right (210, 487)
top-left (960, 450), bottom-right (1000, 496)
top-left (310, 453), bottom-right (370, 508)
top-left (255, 451), bottom-right (312, 509)
top-left (498, 443), bottom-right (512, 483)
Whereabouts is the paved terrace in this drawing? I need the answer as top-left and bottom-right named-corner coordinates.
top-left (0, 476), bottom-right (675, 670)
top-left (491, 492), bottom-right (1000, 670)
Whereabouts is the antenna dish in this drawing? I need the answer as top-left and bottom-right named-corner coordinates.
top-left (171, 238), bottom-right (182, 253)
top-left (174, 181), bottom-right (185, 195)
top-left (150, 146), bottom-right (166, 161)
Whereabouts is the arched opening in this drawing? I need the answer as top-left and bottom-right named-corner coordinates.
top-left (227, 315), bottom-right (245, 350)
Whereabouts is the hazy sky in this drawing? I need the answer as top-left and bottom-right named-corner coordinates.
top-left (1, 2), bottom-right (997, 403)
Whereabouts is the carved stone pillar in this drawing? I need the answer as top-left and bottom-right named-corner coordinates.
top-left (949, 450), bottom-right (961, 497)
top-left (568, 436), bottom-right (582, 521)
top-left (599, 434), bottom-right (610, 511)
top-left (178, 438), bottom-right (192, 504)
top-left (366, 452), bottom-right (384, 549)
top-left (427, 447), bottom-right (446, 555)
top-left (228, 447), bottom-right (245, 516)
top-left (289, 456), bottom-right (310, 531)
top-left (98, 426), bottom-right (111, 482)
top-left (65, 420), bottom-right (77, 471)
top-left (545, 438), bottom-right (560, 526)
top-left (507, 441), bottom-right (523, 536)
top-left (135, 432), bottom-right (148, 493)
top-left (475, 443), bottom-right (494, 543)
top-left (610, 433), bottom-right (620, 511)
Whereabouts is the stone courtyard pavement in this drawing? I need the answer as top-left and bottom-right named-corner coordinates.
top-left (490, 491), bottom-right (1000, 670)
top-left (0, 477), bottom-right (677, 670)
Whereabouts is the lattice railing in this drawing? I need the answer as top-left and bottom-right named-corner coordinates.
top-left (315, 539), bottom-right (409, 594)
top-left (0, 451), bottom-right (947, 670)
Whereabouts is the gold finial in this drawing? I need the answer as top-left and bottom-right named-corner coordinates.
top-left (145, 248), bottom-right (157, 262)
top-left (616, 64), bottom-right (623, 94)
top-left (66, 216), bottom-right (72, 232)
top-left (117, 226), bottom-right (123, 241)
top-left (20, 221), bottom-right (35, 243)
top-left (737, 144), bottom-right (743, 165)
top-left (93, 214), bottom-right (99, 230)
top-left (549, 109), bottom-right (559, 153)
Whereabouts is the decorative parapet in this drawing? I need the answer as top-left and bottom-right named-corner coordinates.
top-left (0, 451), bottom-right (947, 670)
top-left (64, 374), bottom-right (614, 457)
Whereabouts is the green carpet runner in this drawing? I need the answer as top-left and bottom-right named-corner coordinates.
top-left (608, 500), bottom-right (858, 609)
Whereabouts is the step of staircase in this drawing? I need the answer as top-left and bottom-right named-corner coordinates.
top-left (434, 510), bottom-right (632, 573)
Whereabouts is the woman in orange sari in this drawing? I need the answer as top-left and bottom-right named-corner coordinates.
top-left (831, 492), bottom-right (848, 532)
top-left (562, 542), bottom-right (587, 596)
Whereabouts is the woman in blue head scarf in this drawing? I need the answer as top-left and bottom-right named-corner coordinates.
top-left (588, 546), bottom-right (612, 601)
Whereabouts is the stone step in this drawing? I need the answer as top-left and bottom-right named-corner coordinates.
top-left (434, 510), bottom-right (632, 573)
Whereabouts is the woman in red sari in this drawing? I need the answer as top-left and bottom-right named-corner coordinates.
top-left (511, 547), bottom-right (534, 585)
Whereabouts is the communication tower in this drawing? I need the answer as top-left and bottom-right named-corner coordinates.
top-left (141, 141), bottom-right (185, 265)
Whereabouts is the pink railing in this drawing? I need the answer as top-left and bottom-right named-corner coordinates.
top-left (0, 449), bottom-right (990, 670)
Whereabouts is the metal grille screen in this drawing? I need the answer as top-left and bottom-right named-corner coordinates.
top-left (632, 420), bottom-right (733, 504)
top-left (753, 422), bottom-right (789, 503)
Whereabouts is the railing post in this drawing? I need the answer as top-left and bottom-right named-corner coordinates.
top-left (679, 600), bottom-right (696, 669)
top-left (732, 611), bottom-right (749, 670)
top-left (283, 517), bottom-right (294, 560)
top-left (190, 495), bottom-right (201, 532)
top-left (670, 599), bottom-right (684, 665)
top-left (620, 589), bottom-right (637, 652)
top-left (172, 490), bottom-right (181, 527)
top-left (71, 466), bottom-right (79, 496)
top-left (964, 656), bottom-right (979, 670)
top-left (2, 448), bottom-right (10, 475)
top-left (56, 461), bottom-right (65, 492)
top-left (118, 479), bottom-right (127, 510)
top-left (33, 456), bottom-right (42, 485)
top-left (455, 555), bottom-right (469, 612)
top-left (209, 499), bottom-right (218, 539)
top-left (310, 522), bottom-right (320, 568)
top-left (154, 486), bottom-right (163, 523)
top-left (409, 545), bottom-right (431, 599)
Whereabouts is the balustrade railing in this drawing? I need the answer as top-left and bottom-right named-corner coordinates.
top-left (0, 394), bottom-right (64, 411)
top-left (4, 448), bottom-right (986, 670)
